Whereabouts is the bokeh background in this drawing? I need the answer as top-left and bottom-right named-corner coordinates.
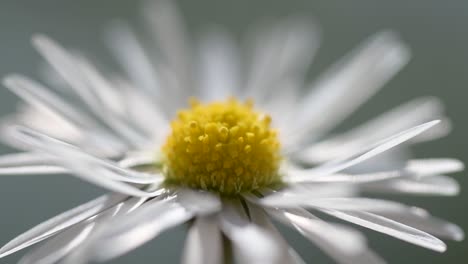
top-left (0, 0), bottom-right (466, 263)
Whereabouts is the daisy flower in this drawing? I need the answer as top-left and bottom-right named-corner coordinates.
top-left (0, 0), bottom-right (464, 263)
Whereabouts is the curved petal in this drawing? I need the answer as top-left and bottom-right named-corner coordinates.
top-left (362, 175), bottom-right (460, 196)
top-left (269, 207), bottom-right (386, 264)
top-left (286, 170), bottom-right (402, 184)
top-left (104, 21), bottom-right (162, 100)
top-left (84, 198), bottom-right (193, 262)
top-left (296, 120), bottom-right (440, 177)
top-left (11, 126), bottom-right (162, 185)
top-left (406, 159), bottom-right (464, 176)
top-left (0, 194), bottom-right (124, 258)
top-left (322, 209), bottom-right (447, 252)
top-left (0, 152), bottom-right (66, 175)
top-left (176, 188), bottom-right (222, 215)
top-left (219, 200), bottom-right (289, 264)
top-left (181, 216), bottom-right (223, 264)
top-left (18, 221), bottom-right (96, 264)
top-left (197, 26), bottom-right (241, 101)
top-left (260, 196), bottom-right (413, 213)
top-left (379, 207), bottom-right (464, 241)
top-left (288, 31), bottom-right (410, 146)
top-left (296, 97), bottom-right (448, 164)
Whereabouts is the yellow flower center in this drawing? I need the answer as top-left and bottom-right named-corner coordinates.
top-left (162, 98), bottom-right (282, 195)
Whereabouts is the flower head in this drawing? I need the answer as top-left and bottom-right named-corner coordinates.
top-left (0, 0), bottom-right (463, 263)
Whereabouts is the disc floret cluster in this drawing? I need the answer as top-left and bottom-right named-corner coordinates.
top-left (162, 98), bottom-right (282, 195)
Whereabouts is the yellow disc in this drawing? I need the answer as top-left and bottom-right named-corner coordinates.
top-left (162, 98), bottom-right (282, 195)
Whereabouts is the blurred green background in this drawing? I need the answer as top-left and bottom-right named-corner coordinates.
top-left (0, 0), bottom-right (466, 263)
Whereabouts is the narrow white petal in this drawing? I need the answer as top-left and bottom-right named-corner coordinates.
top-left (115, 79), bottom-right (168, 140)
top-left (286, 170), bottom-right (402, 183)
top-left (181, 216), bottom-right (223, 264)
top-left (197, 27), bottom-right (241, 101)
top-left (289, 157), bottom-right (462, 184)
top-left (142, 0), bottom-right (193, 91)
top-left (72, 55), bottom-right (149, 147)
top-left (118, 151), bottom-right (160, 169)
top-left (176, 188), bottom-right (222, 215)
top-left (0, 194), bottom-right (123, 258)
top-left (270, 208), bottom-right (364, 253)
top-left (261, 184), bottom-right (357, 200)
top-left (219, 200), bottom-right (290, 264)
top-left (406, 158), bottom-right (464, 176)
top-left (290, 31), bottom-right (410, 145)
top-left (322, 209), bottom-right (447, 252)
top-left (260, 196), bottom-right (412, 213)
top-left (269, 207), bottom-right (386, 264)
top-left (3, 75), bottom-right (97, 129)
top-left (245, 18), bottom-right (319, 101)
top-left (263, 78), bottom-right (301, 138)
top-left (105, 21), bottom-right (161, 99)
top-left (300, 121), bottom-right (440, 176)
top-left (247, 203), bottom-right (303, 264)
top-left (0, 152), bottom-right (66, 175)
top-left (32, 35), bottom-right (146, 147)
top-left (91, 199), bottom-right (193, 262)
top-left (0, 165), bottom-right (66, 175)
top-left (59, 196), bottom-right (150, 264)
top-left (380, 208), bottom-right (465, 241)
top-left (362, 175), bottom-right (460, 196)
top-left (11, 126), bottom-right (162, 185)
top-left (296, 97), bottom-right (448, 164)
top-left (18, 222), bottom-right (96, 264)
top-left (31, 35), bottom-right (106, 119)
top-left (60, 159), bottom-right (164, 197)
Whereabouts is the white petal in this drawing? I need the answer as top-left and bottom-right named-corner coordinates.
top-left (261, 184), bottom-right (358, 200)
top-left (299, 121), bottom-right (440, 177)
top-left (406, 158), bottom-right (464, 176)
top-left (245, 18), bottom-right (319, 101)
top-left (72, 55), bottom-right (149, 147)
top-left (247, 203), bottom-right (304, 264)
top-left (288, 157), bottom-right (463, 184)
top-left (176, 188), bottom-right (222, 215)
top-left (3, 75), bottom-right (97, 129)
top-left (104, 21), bottom-right (161, 100)
top-left (362, 175), bottom-right (460, 196)
top-left (0, 194), bottom-right (124, 258)
top-left (269, 207), bottom-right (386, 264)
top-left (18, 222), bottom-right (96, 264)
top-left (260, 196), bottom-right (412, 213)
top-left (286, 170), bottom-right (402, 184)
top-left (197, 27), bottom-right (241, 101)
top-left (0, 165), bottom-right (66, 175)
top-left (31, 35), bottom-right (106, 120)
top-left (289, 31), bottom-right (410, 145)
top-left (181, 216), bottom-right (223, 264)
top-left (91, 199), bottom-right (193, 262)
top-left (296, 97), bottom-right (448, 164)
top-left (380, 208), bottom-right (464, 241)
top-left (58, 196), bottom-right (149, 264)
top-left (11, 126), bottom-right (162, 185)
top-left (31, 35), bottom-right (146, 147)
top-left (115, 80), bottom-right (168, 141)
top-left (0, 152), bottom-right (66, 175)
top-left (219, 200), bottom-right (289, 264)
top-left (118, 151), bottom-right (160, 169)
top-left (322, 209), bottom-right (447, 252)
top-left (142, 0), bottom-right (192, 92)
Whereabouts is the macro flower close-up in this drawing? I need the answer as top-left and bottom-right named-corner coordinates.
top-left (0, 0), bottom-right (466, 263)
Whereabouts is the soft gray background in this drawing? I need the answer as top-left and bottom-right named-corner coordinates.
top-left (0, 0), bottom-right (466, 263)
